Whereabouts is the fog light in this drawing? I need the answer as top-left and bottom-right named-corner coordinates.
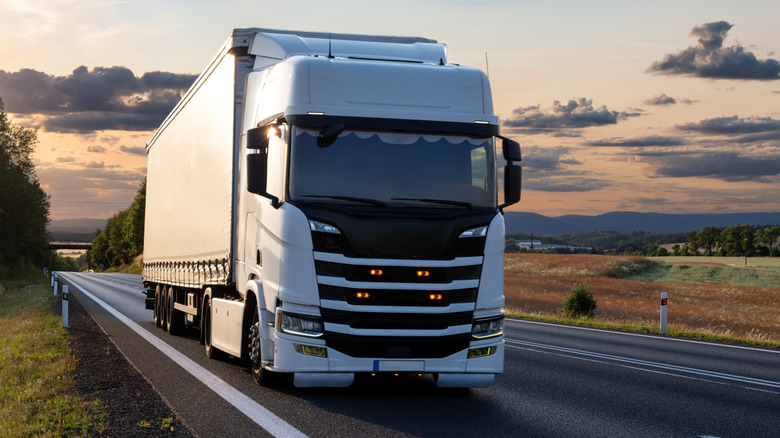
top-left (468, 346), bottom-right (495, 359)
top-left (295, 344), bottom-right (327, 357)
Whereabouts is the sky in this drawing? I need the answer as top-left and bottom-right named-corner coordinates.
top-left (1, 0), bottom-right (779, 221)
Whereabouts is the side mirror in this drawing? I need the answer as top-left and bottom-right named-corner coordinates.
top-left (502, 138), bottom-right (521, 162)
top-left (247, 152), bottom-right (280, 208)
top-left (247, 126), bottom-right (268, 150)
top-left (499, 136), bottom-right (521, 210)
top-left (502, 164), bottom-right (521, 208)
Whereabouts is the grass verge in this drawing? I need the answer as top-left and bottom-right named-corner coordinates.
top-left (0, 275), bottom-right (105, 437)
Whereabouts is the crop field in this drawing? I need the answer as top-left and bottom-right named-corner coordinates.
top-left (503, 254), bottom-right (780, 344)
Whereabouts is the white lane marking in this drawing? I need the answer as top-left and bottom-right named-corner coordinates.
top-left (506, 338), bottom-right (780, 391)
top-left (60, 273), bottom-right (308, 438)
top-left (507, 318), bottom-right (780, 355)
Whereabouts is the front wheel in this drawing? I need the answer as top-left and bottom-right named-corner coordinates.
top-left (203, 297), bottom-right (220, 359)
top-left (248, 305), bottom-right (268, 385)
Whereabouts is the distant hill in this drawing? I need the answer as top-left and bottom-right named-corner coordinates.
top-left (50, 218), bottom-right (107, 242)
top-left (505, 211), bottom-right (780, 236)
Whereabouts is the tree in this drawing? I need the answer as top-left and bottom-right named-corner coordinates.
top-left (685, 230), bottom-right (701, 255)
top-left (90, 229), bottom-right (110, 269)
top-left (719, 224), bottom-right (755, 257)
top-left (90, 179), bottom-right (146, 269)
top-left (696, 226), bottom-right (721, 256)
top-left (756, 225), bottom-right (780, 257)
top-left (0, 98), bottom-right (50, 272)
top-left (124, 178), bottom-right (146, 257)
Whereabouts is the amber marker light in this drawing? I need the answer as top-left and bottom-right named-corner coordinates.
top-left (369, 269), bottom-right (383, 276)
top-left (429, 294), bottom-right (443, 301)
top-left (416, 270), bottom-right (430, 277)
top-left (356, 292), bottom-right (370, 299)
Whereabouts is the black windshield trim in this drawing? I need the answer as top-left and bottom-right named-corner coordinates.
top-left (286, 114), bottom-right (498, 137)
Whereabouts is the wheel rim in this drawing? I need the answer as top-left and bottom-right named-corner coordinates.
top-left (248, 308), bottom-right (262, 377)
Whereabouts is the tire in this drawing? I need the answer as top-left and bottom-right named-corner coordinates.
top-left (160, 285), bottom-right (169, 330)
top-left (166, 286), bottom-right (183, 334)
top-left (154, 285), bottom-right (162, 327)
top-left (248, 304), bottom-right (268, 385)
top-left (203, 298), bottom-right (219, 359)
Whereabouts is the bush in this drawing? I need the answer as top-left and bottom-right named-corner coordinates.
top-left (558, 282), bottom-right (597, 319)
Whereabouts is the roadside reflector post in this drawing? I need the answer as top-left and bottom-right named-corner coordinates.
top-left (62, 285), bottom-right (69, 328)
top-left (660, 292), bottom-right (668, 335)
top-left (53, 278), bottom-right (58, 296)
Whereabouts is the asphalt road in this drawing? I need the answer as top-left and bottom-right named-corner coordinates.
top-left (57, 272), bottom-right (780, 438)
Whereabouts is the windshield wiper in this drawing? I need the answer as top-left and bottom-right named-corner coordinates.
top-left (303, 195), bottom-right (387, 207)
top-left (391, 198), bottom-right (473, 209)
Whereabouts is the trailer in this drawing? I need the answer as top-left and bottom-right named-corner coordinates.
top-left (142, 28), bottom-right (521, 388)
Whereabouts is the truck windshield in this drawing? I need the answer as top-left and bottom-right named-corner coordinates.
top-left (289, 127), bottom-right (496, 209)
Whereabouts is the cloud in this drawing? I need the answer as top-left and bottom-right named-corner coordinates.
top-left (644, 93), bottom-right (676, 106)
top-left (521, 146), bottom-right (575, 171)
top-left (0, 66), bottom-right (196, 132)
top-left (641, 151), bottom-right (780, 182)
top-left (119, 145), bottom-right (147, 156)
top-left (503, 98), bottom-right (641, 134)
top-left (585, 136), bottom-right (688, 147)
top-left (676, 115), bottom-right (780, 136)
top-left (524, 177), bottom-right (611, 192)
top-left (42, 112), bottom-right (164, 133)
top-left (643, 93), bottom-right (694, 106)
top-left (87, 145), bottom-right (107, 153)
top-left (647, 21), bottom-right (780, 80)
top-left (37, 165), bottom-right (146, 218)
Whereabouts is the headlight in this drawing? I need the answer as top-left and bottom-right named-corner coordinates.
top-left (472, 316), bottom-right (504, 339)
top-left (309, 220), bottom-right (341, 234)
top-left (459, 226), bottom-right (487, 238)
top-left (277, 311), bottom-right (324, 338)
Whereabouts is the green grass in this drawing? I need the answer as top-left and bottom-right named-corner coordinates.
top-left (0, 275), bottom-right (105, 437)
top-left (628, 261), bottom-right (780, 287)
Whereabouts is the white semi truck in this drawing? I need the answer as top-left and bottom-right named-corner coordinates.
top-left (142, 28), bottom-right (521, 388)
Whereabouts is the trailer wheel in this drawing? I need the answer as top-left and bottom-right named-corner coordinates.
top-left (166, 286), bottom-right (183, 334)
top-left (154, 285), bottom-right (162, 327)
top-left (249, 305), bottom-right (268, 385)
top-left (160, 285), bottom-right (169, 330)
top-left (203, 297), bottom-right (220, 359)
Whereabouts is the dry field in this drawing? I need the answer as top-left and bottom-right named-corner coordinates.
top-left (503, 253), bottom-right (780, 344)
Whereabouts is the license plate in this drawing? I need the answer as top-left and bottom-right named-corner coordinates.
top-left (373, 360), bottom-right (424, 372)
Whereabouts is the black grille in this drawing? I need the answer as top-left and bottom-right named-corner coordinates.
top-left (322, 308), bottom-right (472, 330)
top-left (315, 261), bottom-right (481, 283)
top-left (319, 284), bottom-right (477, 307)
top-left (451, 236), bottom-right (487, 257)
top-left (325, 332), bottom-right (471, 358)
